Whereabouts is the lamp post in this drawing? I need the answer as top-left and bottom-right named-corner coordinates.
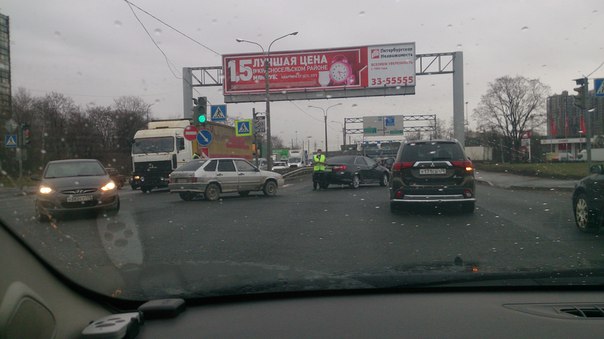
top-left (308, 103), bottom-right (342, 153)
top-left (236, 32), bottom-right (298, 171)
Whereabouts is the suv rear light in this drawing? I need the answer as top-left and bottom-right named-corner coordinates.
top-left (332, 165), bottom-right (347, 172)
top-left (451, 160), bottom-right (474, 172)
top-left (395, 189), bottom-right (405, 199)
top-left (392, 162), bottom-right (414, 171)
top-left (463, 189), bottom-right (473, 198)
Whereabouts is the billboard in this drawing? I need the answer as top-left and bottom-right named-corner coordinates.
top-left (222, 42), bottom-right (415, 103)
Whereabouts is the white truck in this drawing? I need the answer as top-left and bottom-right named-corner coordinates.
top-left (130, 120), bottom-right (194, 192)
top-left (287, 149), bottom-right (305, 167)
top-left (578, 149), bottom-right (604, 161)
top-left (130, 119), bottom-right (254, 192)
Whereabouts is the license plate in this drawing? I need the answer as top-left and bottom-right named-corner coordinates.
top-left (419, 168), bottom-right (446, 175)
top-left (66, 195), bottom-right (93, 202)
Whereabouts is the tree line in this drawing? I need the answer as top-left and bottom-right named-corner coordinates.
top-left (1, 88), bottom-right (152, 177)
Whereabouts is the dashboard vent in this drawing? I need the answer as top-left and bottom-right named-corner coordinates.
top-left (558, 306), bottom-right (604, 318)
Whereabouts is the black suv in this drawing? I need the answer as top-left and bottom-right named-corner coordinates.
top-left (389, 140), bottom-right (476, 213)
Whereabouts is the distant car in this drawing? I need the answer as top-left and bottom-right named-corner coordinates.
top-left (288, 157), bottom-right (304, 168)
top-left (271, 161), bottom-right (289, 170)
top-left (33, 159), bottom-right (120, 221)
top-left (572, 164), bottom-right (604, 233)
top-left (320, 155), bottom-right (390, 189)
top-left (389, 140), bottom-right (476, 213)
top-left (105, 167), bottom-right (126, 189)
top-left (168, 158), bottom-right (285, 201)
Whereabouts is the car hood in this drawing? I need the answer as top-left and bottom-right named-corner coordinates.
top-left (41, 176), bottom-right (112, 190)
top-left (258, 170), bottom-right (283, 178)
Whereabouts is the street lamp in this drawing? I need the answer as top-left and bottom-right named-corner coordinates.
top-left (236, 32), bottom-right (298, 171)
top-left (308, 103), bottom-right (342, 153)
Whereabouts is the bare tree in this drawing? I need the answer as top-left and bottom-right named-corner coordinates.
top-left (473, 76), bottom-right (549, 161)
top-left (434, 118), bottom-right (454, 140)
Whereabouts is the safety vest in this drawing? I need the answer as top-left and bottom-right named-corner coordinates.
top-left (313, 154), bottom-right (326, 172)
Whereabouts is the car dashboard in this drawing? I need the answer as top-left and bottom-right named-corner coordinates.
top-left (2, 222), bottom-right (604, 338)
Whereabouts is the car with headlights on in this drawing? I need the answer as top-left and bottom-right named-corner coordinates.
top-left (389, 140), bottom-right (476, 213)
top-left (33, 159), bottom-right (120, 221)
top-left (321, 155), bottom-right (390, 189)
top-left (168, 158), bottom-right (285, 201)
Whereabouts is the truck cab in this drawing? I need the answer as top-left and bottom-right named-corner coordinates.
top-left (131, 120), bottom-right (193, 192)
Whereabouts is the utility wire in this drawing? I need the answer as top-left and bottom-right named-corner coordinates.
top-left (125, 1), bottom-right (181, 79)
top-left (123, 0), bottom-right (221, 56)
top-left (587, 61), bottom-right (604, 78)
top-left (288, 101), bottom-right (325, 124)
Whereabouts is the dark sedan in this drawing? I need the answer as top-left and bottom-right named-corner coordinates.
top-left (319, 155), bottom-right (390, 189)
top-left (572, 164), bottom-right (604, 233)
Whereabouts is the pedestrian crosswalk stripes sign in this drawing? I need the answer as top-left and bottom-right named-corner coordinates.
top-left (4, 134), bottom-right (17, 148)
top-left (595, 79), bottom-right (604, 97)
top-left (235, 119), bottom-right (252, 136)
top-left (210, 105), bottom-right (227, 121)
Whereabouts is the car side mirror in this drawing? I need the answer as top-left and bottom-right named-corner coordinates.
top-left (590, 165), bottom-right (603, 174)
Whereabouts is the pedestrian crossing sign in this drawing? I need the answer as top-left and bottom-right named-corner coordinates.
top-left (4, 134), bottom-right (17, 148)
top-left (211, 105), bottom-right (227, 121)
top-left (235, 119), bottom-right (252, 136)
top-left (595, 78), bottom-right (604, 97)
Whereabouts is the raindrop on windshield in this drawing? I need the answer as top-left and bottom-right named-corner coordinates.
top-left (154, 28), bottom-right (162, 35)
top-left (358, 11), bottom-right (366, 16)
top-left (114, 20), bottom-right (122, 28)
top-left (521, 26), bottom-right (529, 31)
top-left (54, 31), bottom-right (61, 38)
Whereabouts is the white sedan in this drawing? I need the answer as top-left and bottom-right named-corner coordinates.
top-left (168, 158), bottom-right (285, 201)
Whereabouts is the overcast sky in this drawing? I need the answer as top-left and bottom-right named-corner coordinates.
top-left (2, 0), bottom-right (603, 148)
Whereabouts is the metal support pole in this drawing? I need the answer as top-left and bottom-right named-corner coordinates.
top-left (183, 67), bottom-right (193, 119)
top-left (452, 52), bottom-right (465, 146)
top-left (324, 113), bottom-right (328, 153)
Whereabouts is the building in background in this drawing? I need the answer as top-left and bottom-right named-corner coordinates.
top-left (0, 13), bottom-right (10, 122)
top-left (543, 89), bottom-right (604, 158)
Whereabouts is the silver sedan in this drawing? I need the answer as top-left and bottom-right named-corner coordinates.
top-left (168, 158), bottom-right (285, 201)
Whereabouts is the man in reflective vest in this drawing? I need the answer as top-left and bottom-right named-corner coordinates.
top-left (312, 149), bottom-right (327, 190)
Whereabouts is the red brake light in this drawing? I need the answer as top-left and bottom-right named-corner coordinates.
top-left (392, 162), bottom-right (414, 171)
top-left (452, 160), bottom-right (473, 172)
top-left (333, 165), bottom-right (347, 172)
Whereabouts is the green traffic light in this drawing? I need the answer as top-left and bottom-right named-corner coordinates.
top-left (198, 115), bottom-right (207, 123)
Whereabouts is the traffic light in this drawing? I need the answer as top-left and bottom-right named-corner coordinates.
top-left (193, 96), bottom-right (207, 125)
top-left (21, 123), bottom-right (31, 145)
top-left (573, 78), bottom-right (587, 109)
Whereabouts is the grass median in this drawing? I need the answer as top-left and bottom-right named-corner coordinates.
top-left (475, 162), bottom-right (595, 180)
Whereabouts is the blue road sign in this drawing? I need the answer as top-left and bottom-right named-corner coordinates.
top-left (385, 116), bottom-right (395, 126)
top-left (235, 120), bottom-right (252, 136)
top-left (4, 134), bottom-right (17, 148)
top-left (196, 130), bottom-right (213, 146)
top-left (210, 105), bottom-right (227, 121)
top-left (595, 78), bottom-right (604, 97)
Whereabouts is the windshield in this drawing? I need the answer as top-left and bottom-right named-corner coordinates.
top-left (2, 1), bottom-right (604, 303)
top-left (132, 137), bottom-right (175, 154)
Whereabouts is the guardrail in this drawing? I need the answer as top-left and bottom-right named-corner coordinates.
top-left (277, 166), bottom-right (313, 179)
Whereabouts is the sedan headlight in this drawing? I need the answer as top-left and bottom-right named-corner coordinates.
top-left (39, 185), bottom-right (53, 194)
top-left (101, 181), bottom-right (117, 191)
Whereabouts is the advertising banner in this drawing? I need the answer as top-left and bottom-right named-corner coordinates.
top-left (223, 42), bottom-right (415, 96)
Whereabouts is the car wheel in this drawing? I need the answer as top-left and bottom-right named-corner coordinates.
top-left (263, 180), bottom-right (278, 196)
top-left (380, 173), bottom-right (389, 187)
top-left (179, 192), bottom-right (195, 201)
top-left (239, 191), bottom-right (250, 197)
top-left (575, 193), bottom-right (599, 233)
top-left (462, 201), bottom-right (475, 214)
top-left (205, 183), bottom-right (221, 201)
top-left (141, 186), bottom-right (151, 193)
top-left (350, 175), bottom-right (360, 189)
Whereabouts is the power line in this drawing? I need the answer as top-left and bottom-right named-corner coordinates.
top-left (587, 61), bottom-right (604, 78)
top-left (288, 101), bottom-right (324, 124)
top-left (123, 0), bottom-right (221, 56)
top-left (125, 1), bottom-right (181, 79)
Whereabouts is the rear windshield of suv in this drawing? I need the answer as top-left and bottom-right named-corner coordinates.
top-left (400, 142), bottom-right (465, 162)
